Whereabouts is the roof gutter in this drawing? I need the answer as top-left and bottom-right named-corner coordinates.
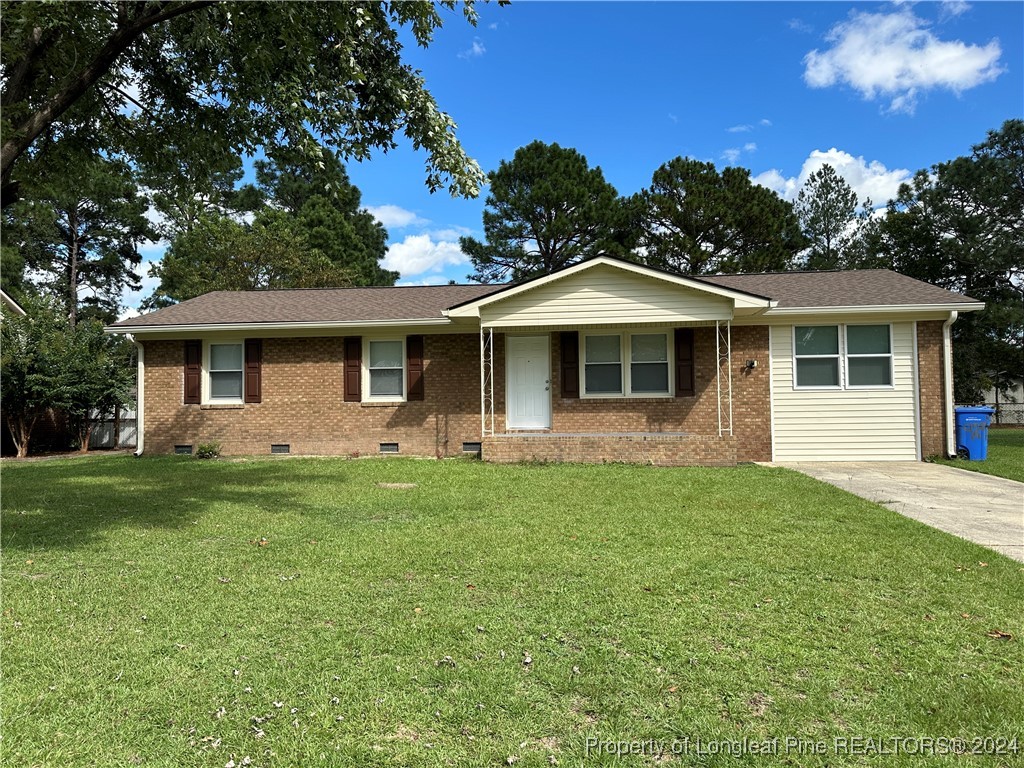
top-left (105, 317), bottom-right (453, 335)
top-left (942, 311), bottom-right (958, 458)
top-left (128, 334), bottom-right (144, 457)
top-left (764, 302), bottom-right (984, 316)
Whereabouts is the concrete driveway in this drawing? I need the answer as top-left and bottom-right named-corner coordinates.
top-left (778, 462), bottom-right (1024, 562)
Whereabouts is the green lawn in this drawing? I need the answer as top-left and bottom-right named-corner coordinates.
top-left (935, 428), bottom-right (1024, 484)
top-left (2, 456), bottom-right (1022, 767)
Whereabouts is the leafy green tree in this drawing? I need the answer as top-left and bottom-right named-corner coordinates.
top-left (146, 214), bottom-right (352, 307)
top-left (1, 1), bottom-right (489, 209)
top-left (866, 119), bottom-right (1024, 401)
top-left (462, 141), bottom-right (634, 283)
top-left (61, 321), bottom-right (136, 452)
top-left (1, 296), bottom-right (69, 457)
top-left (794, 164), bottom-right (872, 270)
top-left (241, 151), bottom-right (395, 286)
top-left (639, 158), bottom-right (805, 275)
top-left (5, 147), bottom-right (154, 325)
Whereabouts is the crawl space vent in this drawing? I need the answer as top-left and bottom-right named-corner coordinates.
top-left (270, 444), bottom-right (290, 455)
top-left (174, 444), bottom-right (193, 455)
top-left (379, 442), bottom-right (400, 454)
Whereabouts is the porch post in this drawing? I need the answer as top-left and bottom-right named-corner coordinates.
top-left (726, 320), bottom-right (733, 437)
top-left (715, 321), bottom-right (722, 437)
top-left (479, 327), bottom-right (495, 437)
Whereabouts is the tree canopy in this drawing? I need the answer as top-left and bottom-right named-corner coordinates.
top-left (4, 144), bottom-right (154, 325)
top-left (794, 164), bottom-right (872, 271)
top-left (639, 158), bottom-right (805, 275)
top-left (866, 119), bottom-right (1024, 401)
top-left (1, 1), bottom-right (489, 208)
top-left (461, 141), bottom-right (635, 283)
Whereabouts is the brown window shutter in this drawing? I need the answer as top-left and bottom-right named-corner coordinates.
top-left (560, 331), bottom-right (579, 398)
top-left (183, 340), bottom-right (201, 404)
top-left (244, 339), bottom-right (262, 404)
top-left (343, 336), bottom-right (362, 402)
top-left (407, 335), bottom-right (425, 401)
top-left (675, 328), bottom-right (695, 397)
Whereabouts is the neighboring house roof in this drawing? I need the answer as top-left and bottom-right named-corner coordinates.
top-left (108, 284), bottom-right (504, 329)
top-left (1, 289), bottom-right (27, 317)
top-left (695, 269), bottom-right (976, 309)
top-left (107, 257), bottom-right (982, 334)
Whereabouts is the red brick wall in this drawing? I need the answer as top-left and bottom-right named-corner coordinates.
top-left (142, 327), bottom-right (774, 463)
top-left (917, 320), bottom-right (948, 458)
top-left (483, 433), bottom-right (737, 466)
top-left (142, 334), bottom-right (482, 457)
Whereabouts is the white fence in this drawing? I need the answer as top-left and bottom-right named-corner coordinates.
top-left (88, 407), bottom-right (138, 449)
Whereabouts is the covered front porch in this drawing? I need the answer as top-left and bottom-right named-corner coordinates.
top-left (443, 256), bottom-right (776, 466)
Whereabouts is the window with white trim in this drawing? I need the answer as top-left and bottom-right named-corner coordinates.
top-left (846, 324), bottom-right (892, 387)
top-left (793, 324), bottom-right (894, 389)
top-left (584, 334), bottom-right (622, 395)
top-left (582, 331), bottom-right (672, 397)
top-left (208, 343), bottom-right (243, 401)
top-left (366, 339), bottom-right (405, 399)
top-left (794, 326), bottom-right (840, 388)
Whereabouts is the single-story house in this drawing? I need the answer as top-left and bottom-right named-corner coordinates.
top-left (106, 256), bottom-right (983, 465)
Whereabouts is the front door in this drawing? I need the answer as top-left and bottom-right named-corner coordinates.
top-left (506, 335), bottom-right (551, 430)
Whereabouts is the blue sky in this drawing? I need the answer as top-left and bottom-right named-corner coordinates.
top-left (128, 1), bottom-right (1023, 308)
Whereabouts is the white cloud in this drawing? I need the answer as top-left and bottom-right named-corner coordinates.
top-left (487, 22), bottom-right (499, 31)
top-left (726, 124), bottom-right (752, 133)
top-left (803, 7), bottom-right (1003, 113)
top-left (396, 275), bottom-right (454, 287)
top-left (721, 142), bottom-right (758, 164)
top-left (759, 118), bottom-right (772, 127)
top-left (668, 113), bottom-right (679, 124)
top-left (788, 18), bottom-right (814, 34)
top-left (382, 234), bottom-right (468, 277)
top-left (426, 226), bottom-right (473, 241)
top-left (364, 204), bottom-right (428, 229)
top-left (940, 0), bottom-right (971, 20)
top-left (753, 148), bottom-right (913, 205)
top-left (458, 38), bottom-right (486, 59)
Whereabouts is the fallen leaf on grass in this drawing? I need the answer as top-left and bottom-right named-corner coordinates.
top-left (466, 584), bottom-right (476, 590)
top-left (667, 685), bottom-right (678, 693)
top-left (250, 538), bottom-right (269, 547)
top-left (986, 630), bottom-right (1013, 640)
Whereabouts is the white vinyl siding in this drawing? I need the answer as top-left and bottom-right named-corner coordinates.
top-left (771, 322), bottom-right (917, 461)
top-left (479, 264), bottom-right (733, 328)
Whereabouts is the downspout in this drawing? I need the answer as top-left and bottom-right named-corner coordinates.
top-left (128, 333), bottom-right (144, 456)
top-left (941, 311), bottom-right (958, 458)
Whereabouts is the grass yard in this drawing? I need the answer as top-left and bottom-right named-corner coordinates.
top-left (934, 428), bottom-right (1024, 484)
top-left (2, 456), bottom-right (1022, 767)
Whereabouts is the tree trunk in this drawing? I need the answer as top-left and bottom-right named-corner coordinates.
top-left (78, 423), bottom-right (93, 453)
top-left (7, 414), bottom-right (36, 458)
top-left (68, 211), bottom-right (79, 326)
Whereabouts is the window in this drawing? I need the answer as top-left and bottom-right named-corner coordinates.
top-left (846, 325), bottom-right (892, 387)
top-left (630, 334), bottom-right (669, 394)
top-left (794, 326), bottom-right (840, 388)
top-left (582, 332), bottom-right (672, 397)
top-left (584, 335), bottom-right (622, 395)
top-left (367, 339), bottom-right (404, 399)
top-left (793, 324), bottom-right (894, 389)
top-left (208, 343), bottom-right (243, 400)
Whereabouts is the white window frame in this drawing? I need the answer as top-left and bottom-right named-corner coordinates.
top-left (579, 330), bottom-right (674, 399)
top-left (845, 323), bottom-right (894, 390)
top-left (362, 336), bottom-right (406, 403)
top-left (203, 339), bottom-right (245, 405)
top-left (791, 324), bottom-right (895, 391)
top-left (792, 325), bottom-right (842, 391)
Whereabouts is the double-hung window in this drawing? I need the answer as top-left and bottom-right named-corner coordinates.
top-left (583, 332), bottom-right (672, 397)
top-left (367, 339), bottom-right (405, 399)
top-left (208, 343), bottom-right (243, 401)
top-left (584, 335), bottom-right (622, 395)
top-left (846, 325), bottom-right (892, 387)
top-left (793, 324), bottom-right (893, 388)
top-left (793, 326), bottom-right (841, 388)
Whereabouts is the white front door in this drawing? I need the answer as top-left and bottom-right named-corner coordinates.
top-left (506, 335), bottom-right (551, 430)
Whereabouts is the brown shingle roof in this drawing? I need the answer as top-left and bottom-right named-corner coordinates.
top-left (694, 269), bottom-right (977, 308)
top-left (111, 267), bottom-right (979, 329)
top-left (110, 284), bottom-right (505, 328)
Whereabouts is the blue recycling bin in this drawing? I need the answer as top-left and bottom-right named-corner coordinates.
top-left (954, 406), bottom-right (995, 461)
